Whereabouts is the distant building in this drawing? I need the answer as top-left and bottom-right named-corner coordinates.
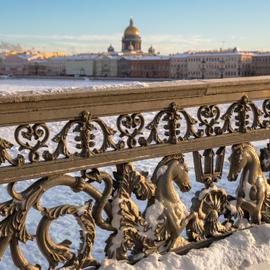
top-left (251, 53), bottom-right (270, 76)
top-left (65, 55), bottom-right (96, 77)
top-left (118, 57), bottom-right (131, 77)
top-left (45, 57), bottom-right (66, 76)
top-left (0, 53), bottom-right (32, 75)
top-left (94, 55), bottom-right (119, 77)
top-left (170, 54), bottom-right (188, 79)
top-left (170, 48), bottom-right (253, 79)
top-left (25, 60), bottom-right (48, 76)
top-left (121, 55), bottom-right (170, 78)
top-left (122, 18), bottom-right (142, 53)
top-left (3, 19), bottom-right (270, 80)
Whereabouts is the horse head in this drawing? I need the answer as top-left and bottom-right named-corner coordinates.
top-left (228, 144), bottom-right (248, 181)
top-left (166, 154), bottom-right (191, 192)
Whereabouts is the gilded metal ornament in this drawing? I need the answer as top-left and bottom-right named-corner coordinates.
top-left (15, 123), bottom-right (49, 162)
top-left (219, 95), bottom-right (263, 134)
top-left (228, 143), bottom-right (270, 224)
top-left (0, 138), bottom-right (24, 166)
top-left (0, 95), bottom-right (269, 170)
top-left (117, 113), bottom-right (145, 148)
top-left (139, 102), bottom-right (198, 146)
top-left (193, 147), bottom-right (225, 184)
top-left (187, 186), bottom-right (232, 241)
top-left (145, 154), bottom-right (194, 250)
top-left (43, 111), bottom-right (123, 161)
top-left (105, 162), bottom-right (156, 260)
top-left (1, 93), bottom-right (270, 268)
top-left (0, 174), bottom-right (112, 269)
top-left (197, 105), bottom-right (220, 136)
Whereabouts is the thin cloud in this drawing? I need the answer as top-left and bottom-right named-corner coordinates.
top-left (0, 33), bottom-right (247, 54)
top-left (0, 33), bottom-right (122, 42)
top-left (0, 41), bottom-right (25, 51)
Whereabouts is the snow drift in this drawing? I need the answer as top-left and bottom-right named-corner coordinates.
top-left (100, 224), bottom-right (270, 270)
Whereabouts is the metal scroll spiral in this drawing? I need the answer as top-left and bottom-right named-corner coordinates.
top-left (217, 95), bottom-right (263, 134)
top-left (197, 105), bottom-right (220, 136)
top-left (15, 123), bottom-right (49, 162)
top-left (139, 102), bottom-right (198, 146)
top-left (117, 113), bottom-right (145, 148)
top-left (0, 172), bottom-right (113, 269)
top-left (43, 111), bottom-right (124, 161)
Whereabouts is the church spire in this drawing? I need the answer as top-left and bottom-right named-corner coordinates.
top-left (129, 17), bottom-right (134, 27)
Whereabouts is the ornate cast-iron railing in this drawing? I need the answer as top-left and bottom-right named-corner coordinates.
top-left (1, 76), bottom-right (270, 269)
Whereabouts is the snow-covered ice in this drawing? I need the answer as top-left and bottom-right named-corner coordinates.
top-left (0, 79), bottom-right (269, 269)
top-left (0, 78), bottom-right (149, 96)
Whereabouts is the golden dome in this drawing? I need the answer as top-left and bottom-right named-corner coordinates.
top-left (124, 18), bottom-right (140, 37)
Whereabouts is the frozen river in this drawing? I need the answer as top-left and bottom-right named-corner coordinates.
top-left (0, 78), bottom-right (149, 95)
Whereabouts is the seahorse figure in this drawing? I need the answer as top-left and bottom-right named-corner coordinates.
top-left (228, 143), bottom-right (270, 224)
top-left (104, 154), bottom-right (193, 260)
top-left (144, 154), bottom-right (193, 250)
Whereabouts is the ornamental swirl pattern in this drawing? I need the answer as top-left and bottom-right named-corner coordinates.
top-left (1, 95), bottom-right (270, 268)
top-left (0, 96), bottom-right (269, 167)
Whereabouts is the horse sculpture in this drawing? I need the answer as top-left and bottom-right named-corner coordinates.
top-left (144, 154), bottom-right (193, 250)
top-left (228, 143), bottom-right (270, 224)
top-left (104, 154), bottom-right (193, 260)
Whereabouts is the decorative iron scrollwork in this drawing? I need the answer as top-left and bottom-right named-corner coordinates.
top-left (117, 113), bottom-right (145, 148)
top-left (0, 138), bottom-right (24, 166)
top-left (36, 201), bottom-right (96, 269)
top-left (15, 123), bottom-right (49, 162)
top-left (219, 95), bottom-right (263, 134)
top-left (105, 162), bottom-right (156, 260)
top-left (193, 147), bottom-right (225, 184)
top-left (1, 95), bottom-right (270, 169)
top-left (139, 102), bottom-right (198, 146)
top-left (197, 105), bottom-right (220, 136)
top-left (43, 111), bottom-right (123, 161)
top-left (2, 141), bottom-right (270, 268)
top-left (0, 174), bottom-right (113, 269)
top-left (2, 94), bottom-right (270, 268)
top-left (187, 187), bottom-right (232, 241)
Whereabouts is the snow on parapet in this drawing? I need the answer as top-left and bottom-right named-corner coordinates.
top-left (100, 224), bottom-right (270, 270)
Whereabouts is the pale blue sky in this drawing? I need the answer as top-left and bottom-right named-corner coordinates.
top-left (0, 0), bottom-right (269, 54)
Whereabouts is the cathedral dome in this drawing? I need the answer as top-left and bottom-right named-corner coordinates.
top-left (124, 18), bottom-right (140, 37)
top-left (122, 18), bottom-right (142, 53)
top-left (107, 44), bottom-right (115, 53)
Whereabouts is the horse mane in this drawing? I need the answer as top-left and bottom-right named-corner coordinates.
top-left (160, 154), bottom-right (184, 166)
top-left (151, 153), bottom-right (184, 183)
top-left (145, 153), bottom-right (186, 213)
top-left (233, 143), bottom-right (260, 163)
top-left (232, 142), bottom-right (252, 150)
top-left (245, 143), bottom-right (261, 163)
